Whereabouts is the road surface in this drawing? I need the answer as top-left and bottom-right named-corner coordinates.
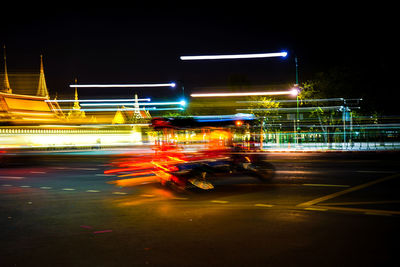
top-left (1, 150), bottom-right (399, 266)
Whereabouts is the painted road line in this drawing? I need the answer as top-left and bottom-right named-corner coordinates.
top-left (302, 184), bottom-right (350, 188)
top-left (62, 188), bottom-right (76, 191)
top-left (254, 204), bottom-right (274, 208)
top-left (0, 176), bottom-right (24, 179)
top-left (140, 194), bottom-right (155, 198)
top-left (30, 171), bottom-right (46, 174)
top-left (20, 185), bottom-right (31, 188)
top-left (304, 207), bottom-right (328, 212)
top-left (211, 200), bottom-right (229, 204)
top-left (112, 192), bottom-right (127, 195)
top-left (40, 186), bottom-right (52, 189)
top-left (86, 190), bottom-right (100, 193)
top-left (316, 205), bottom-right (400, 216)
top-left (297, 173), bottom-right (400, 208)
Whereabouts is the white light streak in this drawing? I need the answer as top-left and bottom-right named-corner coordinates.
top-left (46, 98), bottom-right (151, 103)
top-left (80, 101), bottom-right (185, 107)
top-left (237, 98), bottom-right (345, 103)
top-left (69, 83), bottom-right (176, 88)
top-left (190, 91), bottom-right (295, 97)
top-left (56, 107), bottom-right (184, 112)
top-left (237, 106), bottom-right (345, 112)
top-left (180, 52), bottom-right (287, 61)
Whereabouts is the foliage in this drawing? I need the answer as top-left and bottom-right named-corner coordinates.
top-left (248, 96), bottom-right (280, 117)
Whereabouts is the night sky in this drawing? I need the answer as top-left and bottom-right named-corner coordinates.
top-left (1, 5), bottom-right (398, 108)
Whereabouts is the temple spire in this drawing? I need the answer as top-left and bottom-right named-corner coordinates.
top-left (36, 54), bottom-right (49, 97)
top-left (2, 45), bottom-right (12, 94)
top-left (67, 78), bottom-right (86, 120)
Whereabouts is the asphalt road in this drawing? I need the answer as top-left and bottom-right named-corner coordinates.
top-left (1, 150), bottom-right (400, 266)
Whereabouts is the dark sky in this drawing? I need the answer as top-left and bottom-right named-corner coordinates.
top-left (1, 5), bottom-right (397, 102)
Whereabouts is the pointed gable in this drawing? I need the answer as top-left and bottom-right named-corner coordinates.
top-left (1, 45), bottom-right (12, 94)
top-left (36, 55), bottom-right (49, 97)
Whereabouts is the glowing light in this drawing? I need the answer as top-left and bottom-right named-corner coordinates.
top-left (56, 107), bottom-right (184, 112)
top-left (46, 98), bottom-right (151, 103)
top-left (180, 100), bottom-right (186, 106)
top-left (290, 88), bottom-right (299, 96)
top-left (80, 101), bottom-right (185, 107)
top-left (180, 52), bottom-right (288, 60)
top-left (69, 83), bottom-right (176, 88)
top-left (237, 98), bottom-right (345, 103)
top-left (237, 106), bottom-right (345, 112)
top-left (194, 113), bottom-right (254, 122)
top-left (191, 90), bottom-right (296, 97)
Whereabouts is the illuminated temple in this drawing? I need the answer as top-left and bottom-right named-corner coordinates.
top-left (0, 52), bottom-right (63, 124)
top-left (0, 49), bottom-right (148, 149)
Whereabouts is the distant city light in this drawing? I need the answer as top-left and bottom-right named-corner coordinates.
top-left (190, 90), bottom-right (296, 97)
top-left (180, 52), bottom-right (287, 61)
top-left (69, 83), bottom-right (176, 88)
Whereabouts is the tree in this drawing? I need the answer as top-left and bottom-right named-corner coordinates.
top-left (299, 80), bottom-right (345, 145)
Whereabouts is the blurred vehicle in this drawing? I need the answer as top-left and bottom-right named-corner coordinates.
top-left (106, 115), bottom-right (275, 190)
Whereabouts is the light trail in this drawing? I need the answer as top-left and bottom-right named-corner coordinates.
top-left (80, 101), bottom-right (186, 106)
top-left (237, 98), bottom-right (346, 103)
top-left (180, 52), bottom-right (288, 60)
top-left (46, 98), bottom-right (151, 103)
top-left (55, 107), bottom-right (184, 112)
top-left (191, 90), bottom-right (296, 97)
top-left (69, 83), bottom-right (176, 88)
top-left (237, 106), bottom-right (346, 112)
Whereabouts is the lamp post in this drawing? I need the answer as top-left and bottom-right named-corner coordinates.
top-left (294, 56), bottom-right (300, 147)
top-left (291, 85), bottom-right (300, 146)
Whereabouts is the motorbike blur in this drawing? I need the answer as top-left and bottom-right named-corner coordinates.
top-left (105, 117), bottom-right (275, 190)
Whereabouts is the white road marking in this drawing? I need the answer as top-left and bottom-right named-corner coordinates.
top-left (40, 187), bottom-right (52, 190)
top-left (0, 176), bottom-right (24, 179)
top-left (140, 194), bottom-right (155, 198)
top-left (20, 185), bottom-right (31, 188)
top-left (211, 200), bottom-right (229, 204)
top-left (254, 204), bottom-right (274, 208)
top-left (62, 188), bottom-right (76, 191)
top-left (297, 173), bottom-right (400, 208)
top-left (112, 192), bottom-right (127, 195)
top-left (86, 190), bottom-right (100, 193)
top-left (304, 207), bottom-right (328, 211)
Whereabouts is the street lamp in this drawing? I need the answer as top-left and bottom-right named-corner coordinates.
top-left (291, 84), bottom-right (300, 146)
